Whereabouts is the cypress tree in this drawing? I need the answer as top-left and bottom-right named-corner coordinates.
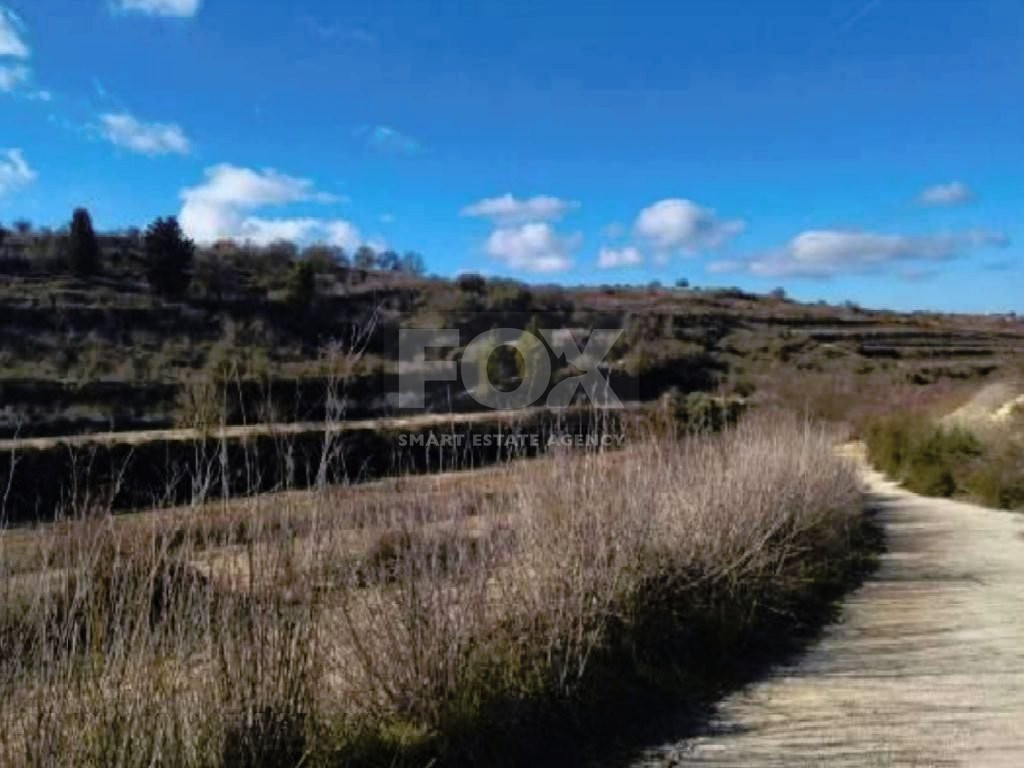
top-left (68, 208), bottom-right (100, 275)
top-left (144, 216), bottom-right (195, 295)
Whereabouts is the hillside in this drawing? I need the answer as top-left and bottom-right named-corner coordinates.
top-left (1, 230), bottom-right (1022, 438)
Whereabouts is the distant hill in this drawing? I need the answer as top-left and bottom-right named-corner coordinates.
top-left (0, 227), bottom-right (1021, 438)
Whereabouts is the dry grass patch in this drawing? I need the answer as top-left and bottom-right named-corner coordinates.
top-left (0, 412), bottom-right (864, 767)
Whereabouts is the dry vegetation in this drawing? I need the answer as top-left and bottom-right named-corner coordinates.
top-left (864, 382), bottom-right (1024, 509)
top-left (0, 412), bottom-right (863, 767)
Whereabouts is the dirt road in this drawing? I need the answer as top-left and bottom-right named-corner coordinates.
top-left (632, 464), bottom-right (1024, 767)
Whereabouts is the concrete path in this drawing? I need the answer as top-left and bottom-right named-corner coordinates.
top-left (632, 466), bottom-right (1024, 767)
top-left (0, 408), bottom-right (557, 451)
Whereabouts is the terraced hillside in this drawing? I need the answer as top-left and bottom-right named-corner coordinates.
top-left (0, 231), bottom-right (1015, 436)
top-left (1, 262), bottom-right (1020, 438)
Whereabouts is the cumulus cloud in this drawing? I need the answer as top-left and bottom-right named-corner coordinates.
top-left (100, 112), bottom-right (191, 155)
top-left (323, 221), bottom-right (363, 252)
top-left (485, 222), bottom-right (579, 273)
top-left (0, 148), bottom-right (35, 195)
top-left (0, 9), bottom-right (35, 96)
top-left (0, 7), bottom-right (28, 58)
top-left (634, 198), bottom-right (744, 253)
top-left (234, 218), bottom-right (361, 251)
top-left (0, 62), bottom-right (27, 91)
top-left (357, 125), bottom-right (421, 155)
top-left (461, 194), bottom-right (579, 225)
top-left (112, 0), bottom-right (201, 17)
top-left (711, 229), bottom-right (1010, 279)
top-left (234, 218), bottom-right (323, 245)
top-left (179, 163), bottom-right (360, 248)
top-left (918, 180), bottom-right (973, 206)
top-left (597, 246), bottom-right (643, 269)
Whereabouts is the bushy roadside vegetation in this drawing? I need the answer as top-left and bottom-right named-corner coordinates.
top-left (0, 412), bottom-right (866, 767)
top-left (865, 412), bottom-right (1024, 510)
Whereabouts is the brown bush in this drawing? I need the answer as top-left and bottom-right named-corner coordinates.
top-left (0, 411), bottom-right (861, 766)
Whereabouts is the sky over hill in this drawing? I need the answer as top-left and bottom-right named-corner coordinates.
top-left (1, 0), bottom-right (1021, 311)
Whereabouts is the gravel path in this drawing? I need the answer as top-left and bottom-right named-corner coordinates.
top-left (632, 465), bottom-right (1024, 767)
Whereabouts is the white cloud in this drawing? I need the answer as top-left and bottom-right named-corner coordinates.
top-left (236, 218), bottom-right (323, 245)
top-left (100, 112), bottom-right (191, 155)
top-left (197, 217), bottom-right (361, 249)
top-left (0, 10), bottom-right (33, 95)
top-left (461, 194), bottom-right (579, 225)
top-left (112, 0), bottom-right (201, 17)
top-left (183, 164), bottom-right (332, 215)
top-left (918, 180), bottom-right (973, 206)
top-left (0, 148), bottom-right (35, 195)
top-left (324, 221), bottom-right (362, 252)
top-left (485, 222), bottom-right (579, 273)
top-left (634, 198), bottom-right (744, 253)
top-left (711, 229), bottom-right (1010, 279)
top-left (358, 125), bottom-right (421, 155)
top-left (0, 8), bottom-right (29, 58)
top-left (0, 63), bottom-right (27, 92)
top-left (467, 195), bottom-right (582, 272)
top-left (597, 246), bottom-right (643, 269)
top-left (179, 163), bottom-right (360, 248)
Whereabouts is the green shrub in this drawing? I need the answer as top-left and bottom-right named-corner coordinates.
top-left (864, 415), bottom-right (1024, 507)
top-left (964, 444), bottom-right (1024, 510)
top-left (285, 260), bottom-right (317, 313)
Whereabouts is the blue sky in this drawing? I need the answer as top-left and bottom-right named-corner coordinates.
top-left (1, 0), bottom-right (1021, 311)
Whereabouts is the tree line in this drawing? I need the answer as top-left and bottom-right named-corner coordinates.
top-left (0, 209), bottom-right (426, 298)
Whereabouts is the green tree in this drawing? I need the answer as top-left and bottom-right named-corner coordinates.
top-left (68, 208), bottom-right (100, 275)
top-left (286, 260), bottom-right (317, 313)
top-left (144, 216), bottom-right (195, 295)
top-left (456, 273), bottom-right (486, 293)
top-left (302, 244), bottom-right (347, 271)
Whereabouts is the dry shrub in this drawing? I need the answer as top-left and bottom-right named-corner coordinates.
top-left (0, 410), bottom-right (862, 766)
top-left (320, 410), bottom-right (861, 756)
top-left (175, 376), bottom-right (224, 433)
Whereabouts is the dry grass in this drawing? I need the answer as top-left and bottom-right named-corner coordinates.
top-left (0, 411), bottom-right (862, 767)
